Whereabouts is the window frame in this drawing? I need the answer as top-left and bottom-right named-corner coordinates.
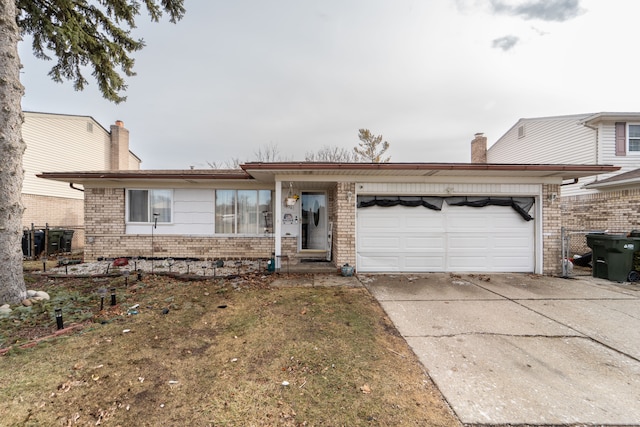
top-left (126, 189), bottom-right (174, 224)
top-left (214, 189), bottom-right (273, 235)
top-left (628, 123), bottom-right (640, 154)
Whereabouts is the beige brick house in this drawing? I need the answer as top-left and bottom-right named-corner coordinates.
top-left (39, 162), bottom-right (616, 275)
top-left (22, 112), bottom-right (140, 250)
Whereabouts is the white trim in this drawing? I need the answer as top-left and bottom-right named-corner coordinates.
top-left (535, 192), bottom-right (543, 275)
top-left (275, 179), bottom-right (282, 259)
top-left (627, 123), bottom-right (640, 154)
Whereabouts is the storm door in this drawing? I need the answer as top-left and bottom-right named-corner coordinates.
top-left (300, 192), bottom-right (327, 250)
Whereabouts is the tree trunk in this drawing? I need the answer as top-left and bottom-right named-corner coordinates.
top-left (0, 0), bottom-right (27, 305)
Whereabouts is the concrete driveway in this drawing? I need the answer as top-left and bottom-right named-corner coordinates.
top-left (363, 273), bottom-right (640, 426)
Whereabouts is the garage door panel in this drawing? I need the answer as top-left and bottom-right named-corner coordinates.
top-left (405, 236), bottom-right (445, 249)
top-left (448, 235), bottom-right (489, 250)
top-left (358, 255), bottom-right (401, 270)
top-left (359, 236), bottom-right (401, 250)
top-left (448, 255), bottom-right (491, 270)
top-left (446, 217), bottom-right (492, 231)
top-left (494, 235), bottom-right (534, 250)
top-left (357, 202), bottom-right (535, 273)
top-left (405, 255), bottom-right (446, 270)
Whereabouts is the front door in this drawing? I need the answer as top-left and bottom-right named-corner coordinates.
top-left (301, 192), bottom-right (326, 250)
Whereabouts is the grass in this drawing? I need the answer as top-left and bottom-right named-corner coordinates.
top-left (0, 271), bottom-right (460, 426)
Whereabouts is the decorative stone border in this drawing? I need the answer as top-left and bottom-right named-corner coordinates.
top-left (0, 323), bottom-right (85, 356)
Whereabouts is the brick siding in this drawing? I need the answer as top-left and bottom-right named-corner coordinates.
top-left (542, 184), bottom-right (561, 275)
top-left (561, 189), bottom-right (640, 232)
top-left (22, 193), bottom-right (85, 249)
top-left (332, 182), bottom-right (356, 269)
top-left (84, 187), bottom-right (277, 261)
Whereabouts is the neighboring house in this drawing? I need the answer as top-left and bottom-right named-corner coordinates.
top-left (475, 112), bottom-right (640, 232)
top-left (38, 161), bottom-right (616, 275)
top-left (22, 112), bottom-right (141, 249)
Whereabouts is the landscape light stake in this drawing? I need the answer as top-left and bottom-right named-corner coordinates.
top-left (137, 269), bottom-right (143, 281)
top-left (55, 308), bottom-right (64, 330)
top-left (42, 258), bottom-right (47, 272)
top-left (151, 213), bottom-right (159, 273)
top-left (63, 258), bottom-right (69, 275)
top-left (123, 270), bottom-right (130, 286)
top-left (111, 288), bottom-right (117, 306)
top-left (100, 296), bottom-right (104, 311)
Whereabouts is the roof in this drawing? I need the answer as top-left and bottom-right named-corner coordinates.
top-left (37, 162), bottom-right (620, 185)
top-left (582, 112), bottom-right (640, 126)
top-left (584, 167), bottom-right (640, 189)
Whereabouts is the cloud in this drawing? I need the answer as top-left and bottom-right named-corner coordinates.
top-left (492, 35), bottom-right (520, 50)
top-left (490, 0), bottom-right (584, 22)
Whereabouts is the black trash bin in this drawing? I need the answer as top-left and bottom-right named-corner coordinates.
top-left (586, 233), bottom-right (640, 282)
top-left (21, 230), bottom-right (45, 257)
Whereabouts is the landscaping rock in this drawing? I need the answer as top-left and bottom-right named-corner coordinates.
top-left (0, 304), bottom-right (12, 315)
top-left (34, 291), bottom-right (50, 300)
top-left (26, 290), bottom-right (37, 297)
top-left (22, 299), bottom-right (33, 307)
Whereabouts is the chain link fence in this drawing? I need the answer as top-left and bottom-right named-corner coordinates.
top-left (561, 227), bottom-right (604, 277)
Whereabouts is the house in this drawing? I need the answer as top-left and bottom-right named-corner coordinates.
top-left (38, 161), bottom-right (617, 275)
top-left (22, 112), bottom-right (141, 249)
top-left (476, 112), bottom-right (640, 232)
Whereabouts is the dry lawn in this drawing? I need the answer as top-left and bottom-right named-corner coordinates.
top-left (1, 271), bottom-right (460, 426)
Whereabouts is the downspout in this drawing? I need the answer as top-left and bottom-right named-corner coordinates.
top-left (561, 178), bottom-right (578, 186)
top-left (69, 183), bottom-right (84, 192)
top-left (582, 120), bottom-right (600, 184)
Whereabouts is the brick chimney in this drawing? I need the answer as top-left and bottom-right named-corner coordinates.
top-left (109, 120), bottom-right (130, 170)
top-left (471, 132), bottom-right (487, 163)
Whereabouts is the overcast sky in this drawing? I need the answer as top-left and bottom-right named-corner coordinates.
top-left (18, 0), bottom-right (640, 169)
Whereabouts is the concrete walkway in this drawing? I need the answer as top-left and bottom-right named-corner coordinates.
top-left (363, 273), bottom-right (640, 426)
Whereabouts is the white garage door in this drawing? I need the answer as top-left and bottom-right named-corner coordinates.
top-left (357, 203), bottom-right (535, 272)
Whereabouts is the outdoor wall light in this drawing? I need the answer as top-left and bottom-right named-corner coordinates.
top-left (347, 191), bottom-right (353, 203)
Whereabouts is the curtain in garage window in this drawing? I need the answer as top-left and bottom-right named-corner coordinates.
top-left (357, 195), bottom-right (535, 221)
top-left (357, 196), bottom-right (444, 211)
top-left (444, 196), bottom-right (535, 221)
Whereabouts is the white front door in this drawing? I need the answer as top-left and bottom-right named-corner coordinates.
top-left (301, 192), bottom-right (326, 250)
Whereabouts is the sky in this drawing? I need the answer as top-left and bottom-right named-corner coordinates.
top-left (17, 0), bottom-right (640, 169)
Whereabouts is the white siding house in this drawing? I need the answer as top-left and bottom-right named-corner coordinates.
top-left (485, 113), bottom-right (640, 197)
top-left (22, 112), bottom-right (141, 250)
top-left (477, 112), bottom-right (640, 234)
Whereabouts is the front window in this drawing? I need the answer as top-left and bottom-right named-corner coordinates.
top-left (215, 190), bottom-right (272, 234)
top-left (629, 124), bottom-right (640, 152)
top-left (127, 189), bottom-right (172, 223)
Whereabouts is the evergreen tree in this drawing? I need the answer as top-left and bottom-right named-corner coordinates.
top-left (0, 0), bottom-right (185, 305)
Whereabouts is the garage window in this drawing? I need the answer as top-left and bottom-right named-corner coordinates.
top-left (358, 196), bottom-right (444, 210)
top-left (445, 197), bottom-right (534, 221)
top-left (357, 196), bottom-right (534, 221)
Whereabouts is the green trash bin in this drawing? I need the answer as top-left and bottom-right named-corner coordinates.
top-left (46, 229), bottom-right (65, 254)
top-left (61, 230), bottom-right (74, 252)
top-left (586, 234), bottom-right (640, 282)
